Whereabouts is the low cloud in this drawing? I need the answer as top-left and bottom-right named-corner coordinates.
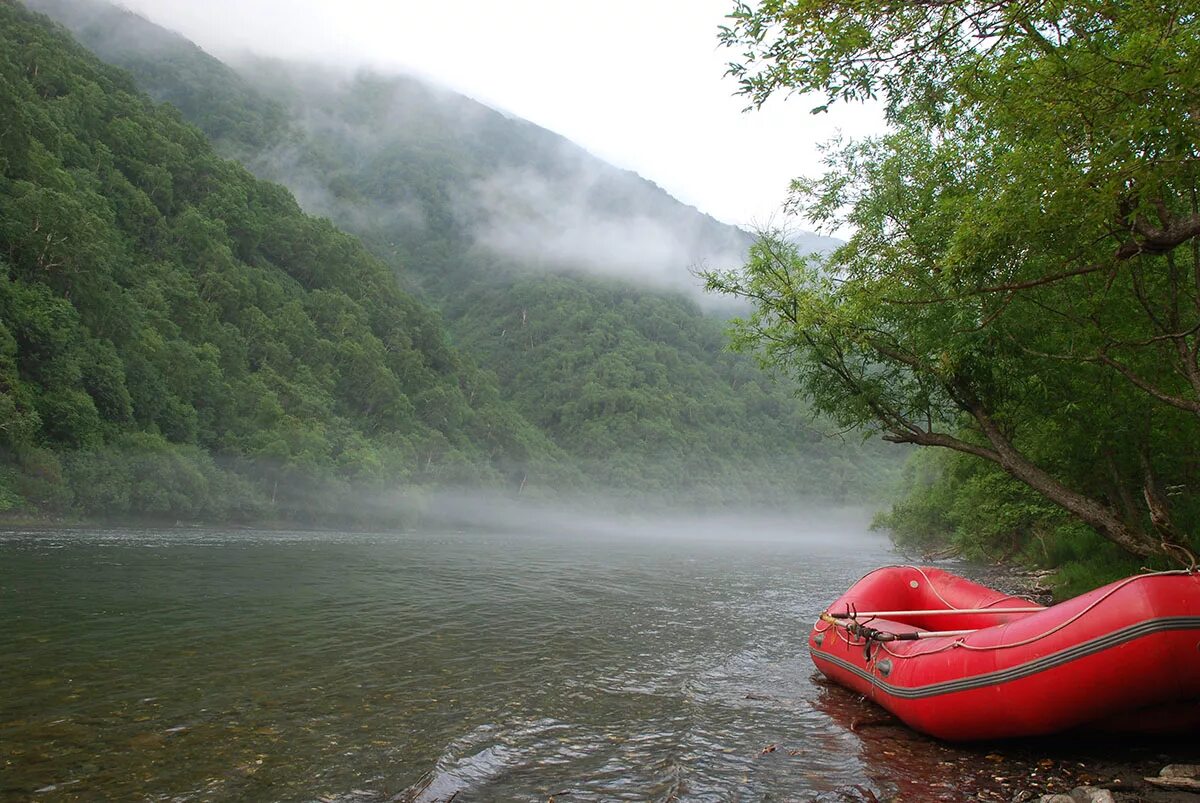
top-left (465, 169), bottom-right (743, 293)
top-left (217, 58), bottom-right (824, 304)
top-left (456, 139), bottom-right (754, 300)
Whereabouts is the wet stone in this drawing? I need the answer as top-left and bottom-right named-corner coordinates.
top-left (1144, 767), bottom-right (1200, 793)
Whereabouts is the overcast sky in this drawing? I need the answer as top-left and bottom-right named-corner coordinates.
top-left (116, 0), bottom-right (885, 229)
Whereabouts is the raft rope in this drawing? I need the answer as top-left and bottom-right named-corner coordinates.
top-left (814, 566), bottom-right (1197, 662)
top-left (818, 611), bottom-right (978, 661)
top-left (910, 564), bottom-right (1041, 610)
top-left (1161, 541), bottom-right (1198, 572)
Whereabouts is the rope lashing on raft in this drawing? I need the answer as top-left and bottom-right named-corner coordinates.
top-left (827, 607), bottom-right (1046, 619)
top-left (820, 610), bottom-right (886, 662)
top-left (817, 611), bottom-right (976, 661)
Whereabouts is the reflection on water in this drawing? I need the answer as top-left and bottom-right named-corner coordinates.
top-left (1, 520), bottom-right (1190, 802)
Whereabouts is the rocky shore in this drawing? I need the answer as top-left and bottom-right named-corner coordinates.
top-left (1026, 765), bottom-right (1200, 802)
top-left (815, 676), bottom-right (1200, 801)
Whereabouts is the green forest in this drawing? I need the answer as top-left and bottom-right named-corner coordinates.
top-left (0, 0), bottom-right (895, 527)
top-left (709, 0), bottom-right (1200, 592)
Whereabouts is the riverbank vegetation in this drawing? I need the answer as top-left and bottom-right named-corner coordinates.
top-left (709, 1), bottom-right (1200, 591)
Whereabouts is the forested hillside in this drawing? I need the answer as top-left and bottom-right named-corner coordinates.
top-left (24, 0), bottom-right (897, 509)
top-left (28, 0), bottom-right (841, 283)
top-left (446, 276), bottom-right (886, 500)
top-left (0, 0), bottom-right (575, 523)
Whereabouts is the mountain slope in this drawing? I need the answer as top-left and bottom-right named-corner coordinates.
top-left (26, 0), bottom-right (842, 290)
top-left (446, 275), bottom-right (888, 500)
top-left (0, 0), bottom-right (573, 522)
top-left (24, 0), bottom-right (899, 505)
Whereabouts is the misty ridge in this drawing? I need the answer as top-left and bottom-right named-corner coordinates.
top-left (226, 56), bottom-right (774, 300)
top-left (242, 61), bottom-right (844, 306)
top-left (26, 0), bottom-right (840, 302)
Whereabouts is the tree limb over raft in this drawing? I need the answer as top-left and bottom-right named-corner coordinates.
top-left (879, 391), bottom-right (1177, 560)
top-left (717, 224), bottom-right (1200, 562)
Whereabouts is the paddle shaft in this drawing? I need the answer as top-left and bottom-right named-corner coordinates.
top-left (827, 606), bottom-right (1044, 619)
top-left (819, 612), bottom-right (981, 641)
top-left (896, 628), bottom-right (978, 640)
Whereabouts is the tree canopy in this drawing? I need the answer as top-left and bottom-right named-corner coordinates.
top-left (710, 1), bottom-right (1200, 561)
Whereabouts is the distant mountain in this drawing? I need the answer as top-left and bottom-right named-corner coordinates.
top-left (23, 0), bottom-right (896, 506)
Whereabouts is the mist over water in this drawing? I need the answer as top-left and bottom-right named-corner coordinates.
top-left (413, 491), bottom-right (881, 547)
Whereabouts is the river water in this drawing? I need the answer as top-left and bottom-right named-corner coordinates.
top-left (0, 514), bottom-right (1190, 802)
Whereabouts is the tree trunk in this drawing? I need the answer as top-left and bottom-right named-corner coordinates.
top-left (965, 401), bottom-right (1162, 558)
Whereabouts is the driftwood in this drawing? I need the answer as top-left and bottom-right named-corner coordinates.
top-left (1144, 764), bottom-right (1200, 792)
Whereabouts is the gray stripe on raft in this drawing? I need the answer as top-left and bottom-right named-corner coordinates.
top-left (811, 616), bottom-right (1200, 699)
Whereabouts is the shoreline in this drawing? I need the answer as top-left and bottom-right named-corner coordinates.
top-left (816, 676), bottom-right (1200, 801)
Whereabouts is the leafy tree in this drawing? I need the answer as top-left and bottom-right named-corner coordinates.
top-left (710, 1), bottom-right (1200, 560)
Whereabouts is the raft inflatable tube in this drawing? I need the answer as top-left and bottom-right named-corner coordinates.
top-left (809, 565), bottom-right (1200, 740)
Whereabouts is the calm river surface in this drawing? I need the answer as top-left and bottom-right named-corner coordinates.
top-left (0, 515), bottom-right (1189, 802)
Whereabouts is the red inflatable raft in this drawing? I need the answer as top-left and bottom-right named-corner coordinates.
top-left (809, 565), bottom-right (1200, 740)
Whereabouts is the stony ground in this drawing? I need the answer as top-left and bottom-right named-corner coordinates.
top-left (816, 681), bottom-right (1200, 802)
